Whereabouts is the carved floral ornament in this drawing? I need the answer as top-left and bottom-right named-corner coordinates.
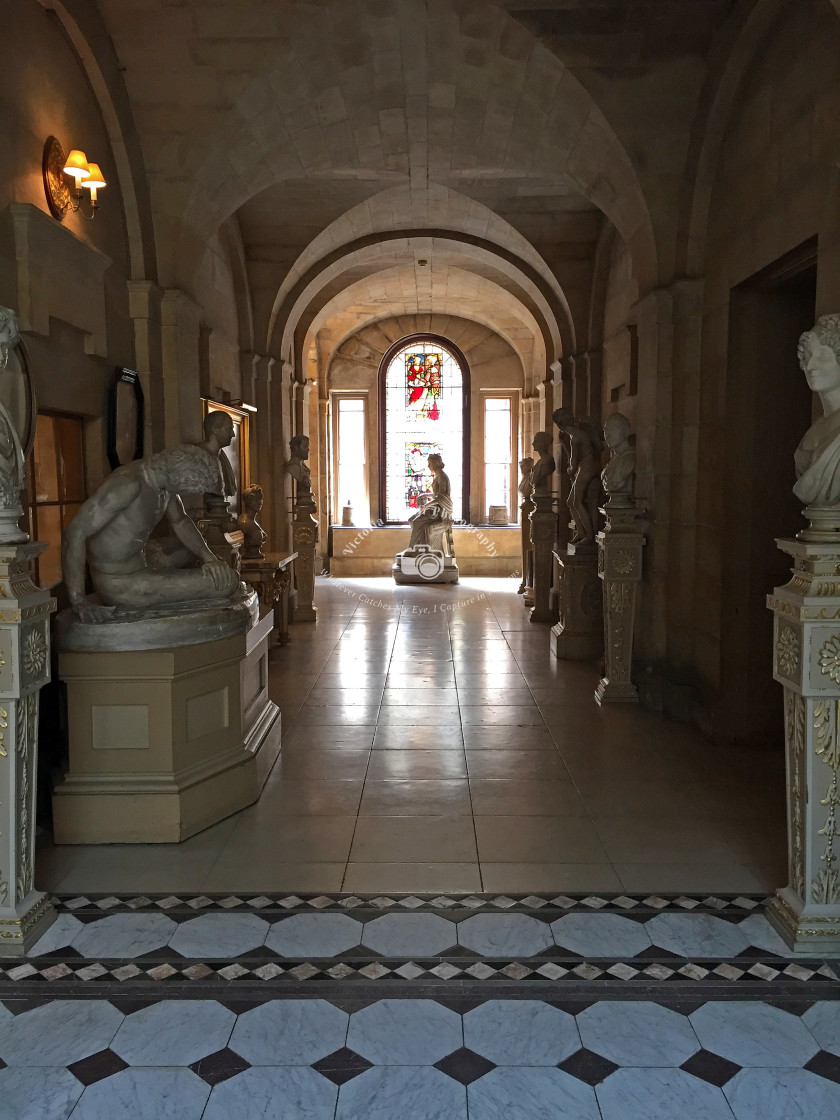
top-left (819, 635), bottom-right (840, 684)
top-left (22, 627), bottom-right (47, 679)
top-left (612, 550), bottom-right (636, 576)
top-left (776, 624), bottom-right (800, 678)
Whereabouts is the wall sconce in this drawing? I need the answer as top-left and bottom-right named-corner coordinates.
top-left (42, 136), bottom-right (107, 221)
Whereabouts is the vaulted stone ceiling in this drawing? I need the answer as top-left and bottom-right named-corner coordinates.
top-left (92, 0), bottom-right (757, 378)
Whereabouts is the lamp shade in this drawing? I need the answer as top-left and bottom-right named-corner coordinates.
top-left (81, 163), bottom-right (106, 190)
top-left (63, 150), bottom-right (90, 180)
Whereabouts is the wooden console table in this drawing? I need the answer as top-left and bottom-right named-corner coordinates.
top-left (241, 551), bottom-right (297, 645)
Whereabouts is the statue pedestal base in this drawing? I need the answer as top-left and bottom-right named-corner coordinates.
top-left (551, 544), bottom-right (603, 660)
top-left (0, 540), bottom-right (57, 955)
top-left (242, 552), bottom-right (297, 645)
top-left (595, 502), bottom-right (645, 704)
top-left (292, 498), bottom-right (318, 623)
top-left (393, 548), bottom-right (459, 584)
top-left (529, 493), bottom-right (556, 624)
top-left (765, 536), bottom-right (840, 954)
top-left (53, 616), bottom-right (281, 844)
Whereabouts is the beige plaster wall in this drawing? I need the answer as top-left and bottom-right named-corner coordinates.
top-left (0, 0), bottom-right (136, 483)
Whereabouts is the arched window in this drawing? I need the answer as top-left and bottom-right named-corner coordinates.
top-left (378, 336), bottom-right (469, 523)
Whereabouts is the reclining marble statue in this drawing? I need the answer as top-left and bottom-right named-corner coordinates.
top-left (60, 443), bottom-right (255, 649)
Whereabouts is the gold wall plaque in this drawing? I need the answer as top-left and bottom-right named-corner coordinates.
top-left (42, 136), bottom-right (70, 221)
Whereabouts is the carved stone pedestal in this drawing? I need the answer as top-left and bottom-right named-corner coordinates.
top-left (53, 617), bottom-right (281, 844)
top-left (551, 544), bottom-right (603, 659)
top-left (519, 496), bottom-right (534, 600)
top-left (242, 552), bottom-right (296, 645)
top-left (595, 502), bottom-right (645, 703)
top-left (292, 497), bottom-right (318, 623)
top-left (0, 542), bottom-right (57, 955)
top-left (529, 493), bottom-right (556, 624)
top-left (766, 537), bottom-right (840, 954)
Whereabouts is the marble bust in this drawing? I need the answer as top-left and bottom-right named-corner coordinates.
top-left (200, 410), bottom-right (237, 498)
top-left (63, 444), bottom-right (242, 623)
top-left (518, 456), bottom-right (534, 500)
top-left (238, 484), bottom-right (267, 559)
top-left (601, 412), bottom-right (635, 504)
top-left (794, 314), bottom-right (840, 507)
top-left (529, 433), bottom-right (555, 494)
top-left (552, 407), bottom-right (603, 544)
top-left (286, 434), bottom-right (312, 496)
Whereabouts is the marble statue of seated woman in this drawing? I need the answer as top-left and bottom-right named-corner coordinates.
top-left (408, 453), bottom-right (455, 553)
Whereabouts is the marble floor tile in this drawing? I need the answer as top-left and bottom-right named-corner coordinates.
top-left (217, 812), bottom-right (357, 862)
top-left (590, 816), bottom-right (744, 865)
top-left (474, 815), bottom-right (609, 863)
top-left (110, 1000), bottom-right (235, 1065)
top-left (480, 862), bottom-right (623, 892)
top-left (361, 913), bottom-right (458, 956)
top-left (372, 727), bottom-right (465, 749)
top-left (577, 1001), bottom-right (700, 1066)
top-left (596, 1068), bottom-right (736, 1120)
top-left (359, 779), bottom-right (472, 815)
top-left (346, 999), bottom-right (462, 1065)
top-left (168, 913), bottom-right (269, 958)
top-left (802, 1001), bottom-right (840, 1056)
top-left (0, 1066), bottom-right (84, 1120)
top-left (282, 726), bottom-right (377, 749)
top-left (336, 1066), bottom-right (467, 1120)
top-left (342, 862), bottom-right (482, 892)
top-left (724, 1068), bottom-right (840, 1120)
top-left (646, 913), bottom-right (751, 958)
top-left (266, 912), bottom-right (364, 957)
top-left (463, 1000), bottom-right (580, 1065)
top-left (0, 1000), bottom-right (123, 1066)
top-left (28, 912), bottom-right (84, 956)
top-left (72, 913), bottom-right (177, 958)
top-left (551, 912), bottom-right (654, 957)
top-left (467, 1066), bottom-right (600, 1120)
top-left (615, 861), bottom-right (777, 893)
top-left (366, 750), bottom-right (468, 779)
top-left (464, 750), bottom-right (570, 779)
top-left (203, 1067), bottom-right (338, 1120)
top-left (201, 861), bottom-right (346, 893)
top-left (690, 1002), bottom-right (820, 1067)
top-left (255, 778), bottom-right (364, 816)
top-left (469, 779), bottom-right (587, 816)
top-left (459, 705), bottom-right (545, 726)
top-left (349, 814), bottom-right (477, 863)
top-left (273, 749), bottom-right (372, 780)
top-left (461, 727), bottom-right (555, 750)
top-left (295, 705), bottom-right (382, 724)
top-left (71, 1067), bottom-right (210, 1120)
top-left (230, 1000), bottom-right (348, 1065)
top-left (457, 913), bottom-right (554, 956)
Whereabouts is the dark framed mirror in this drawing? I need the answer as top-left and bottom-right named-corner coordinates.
top-left (106, 367), bottom-right (144, 470)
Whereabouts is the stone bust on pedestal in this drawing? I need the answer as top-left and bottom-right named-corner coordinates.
top-left (793, 314), bottom-right (840, 524)
top-left (238, 484), bottom-right (267, 560)
top-left (287, 434), bottom-right (312, 497)
top-left (529, 432), bottom-right (555, 493)
top-left (601, 412), bottom-right (636, 506)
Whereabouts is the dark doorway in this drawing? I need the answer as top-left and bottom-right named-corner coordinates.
top-left (720, 240), bottom-right (817, 745)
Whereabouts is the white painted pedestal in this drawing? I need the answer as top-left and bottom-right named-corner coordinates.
top-left (53, 612), bottom-right (281, 844)
top-left (766, 536), bottom-right (840, 954)
top-left (0, 542), bottom-right (57, 955)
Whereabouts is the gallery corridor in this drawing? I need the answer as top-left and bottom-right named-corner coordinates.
top-left (37, 577), bottom-right (787, 897)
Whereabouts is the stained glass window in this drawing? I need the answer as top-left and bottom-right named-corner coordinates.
top-left (383, 340), bottom-right (464, 522)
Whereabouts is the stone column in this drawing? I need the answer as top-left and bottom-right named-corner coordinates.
top-left (161, 290), bottom-right (203, 446)
top-left (596, 502), bottom-right (645, 703)
top-left (127, 281), bottom-right (165, 454)
top-left (529, 492), bottom-right (556, 624)
top-left (766, 536), bottom-right (840, 955)
top-left (0, 542), bottom-right (57, 955)
top-left (292, 495), bottom-right (319, 623)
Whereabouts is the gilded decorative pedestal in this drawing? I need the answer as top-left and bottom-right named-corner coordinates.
top-left (0, 542), bottom-right (57, 956)
top-left (242, 551), bottom-right (297, 645)
top-left (595, 501), bottom-right (645, 703)
top-left (551, 543), bottom-right (603, 660)
top-left (292, 497), bottom-right (319, 623)
top-left (766, 537), bottom-right (840, 954)
top-left (529, 493), bottom-right (556, 624)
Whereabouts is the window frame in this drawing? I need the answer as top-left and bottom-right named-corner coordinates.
top-left (377, 333), bottom-right (471, 524)
top-left (330, 391), bottom-right (369, 525)
top-left (480, 389), bottom-right (519, 524)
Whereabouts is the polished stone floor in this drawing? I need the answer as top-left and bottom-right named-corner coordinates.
top-left (37, 577), bottom-right (787, 895)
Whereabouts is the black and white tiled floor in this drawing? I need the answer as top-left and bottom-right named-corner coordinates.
top-left (2, 894), bottom-right (839, 1118)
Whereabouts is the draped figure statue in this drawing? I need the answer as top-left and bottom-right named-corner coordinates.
top-left (408, 453), bottom-right (454, 550)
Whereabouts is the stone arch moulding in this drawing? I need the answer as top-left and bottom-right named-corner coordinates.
top-left (169, 0), bottom-right (657, 295)
top-left (376, 333), bottom-right (471, 526)
top-left (271, 233), bottom-right (570, 377)
top-left (37, 0), bottom-right (158, 282)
